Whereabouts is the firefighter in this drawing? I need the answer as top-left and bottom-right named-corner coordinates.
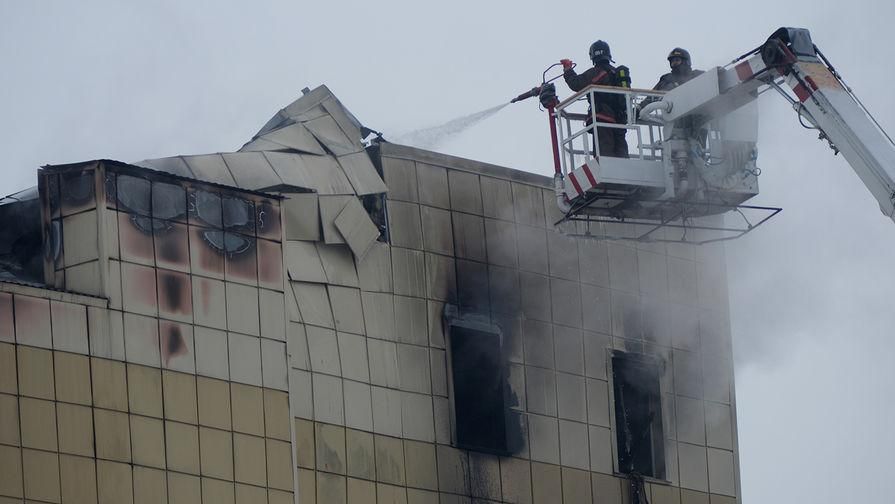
top-left (558, 40), bottom-right (631, 158)
top-left (653, 47), bottom-right (703, 90)
top-left (649, 47), bottom-right (708, 146)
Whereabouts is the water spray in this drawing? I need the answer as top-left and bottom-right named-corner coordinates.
top-left (392, 103), bottom-right (510, 150)
top-left (391, 62), bottom-right (574, 152)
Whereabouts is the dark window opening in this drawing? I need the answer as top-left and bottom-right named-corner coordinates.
top-left (363, 143), bottom-right (389, 243)
top-left (448, 323), bottom-right (513, 455)
top-left (612, 352), bottom-right (665, 479)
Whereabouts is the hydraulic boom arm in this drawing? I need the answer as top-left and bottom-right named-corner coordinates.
top-left (660, 27), bottom-right (895, 220)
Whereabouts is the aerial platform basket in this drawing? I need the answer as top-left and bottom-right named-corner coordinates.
top-left (540, 26), bottom-right (895, 244)
top-left (546, 76), bottom-right (781, 244)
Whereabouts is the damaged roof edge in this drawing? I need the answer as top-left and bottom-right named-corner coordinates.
top-left (43, 159), bottom-right (285, 200)
top-left (257, 84), bottom-right (338, 138)
top-left (0, 279), bottom-right (109, 307)
top-left (378, 142), bottom-right (552, 188)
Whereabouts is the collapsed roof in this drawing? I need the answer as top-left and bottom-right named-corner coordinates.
top-left (0, 85), bottom-right (389, 283)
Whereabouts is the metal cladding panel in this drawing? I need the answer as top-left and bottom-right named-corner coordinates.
top-left (284, 240), bottom-right (328, 283)
top-left (134, 156), bottom-right (195, 179)
top-left (282, 86), bottom-right (333, 118)
top-left (321, 98), bottom-right (364, 144)
top-left (356, 242), bottom-right (393, 292)
top-left (315, 243), bottom-right (359, 288)
top-left (304, 115), bottom-right (361, 156)
top-left (240, 137), bottom-right (292, 153)
top-left (258, 123), bottom-right (326, 156)
top-left (328, 285), bottom-right (365, 334)
top-left (254, 110), bottom-right (291, 138)
top-left (265, 152), bottom-right (355, 195)
top-left (336, 152), bottom-right (388, 195)
top-left (221, 152), bottom-right (283, 190)
top-left (182, 154), bottom-right (237, 186)
top-left (290, 281), bottom-right (335, 328)
top-left (282, 193), bottom-right (321, 241)
top-left (291, 104), bottom-right (330, 123)
top-left (319, 195), bottom-right (352, 244)
top-left (334, 198), bottom-right (380, 260)
top-left (381, 156), bottom-right (418, 202)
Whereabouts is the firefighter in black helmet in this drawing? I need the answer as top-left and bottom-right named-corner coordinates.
top-left (557, 40), bottom-right (631, 158)
top-left (645, 47), bottom-right (708, 146)
top-left (653, 47), bottom-right (704, 91)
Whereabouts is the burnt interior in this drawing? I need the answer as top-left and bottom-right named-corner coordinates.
top-left (449, 323), bottom-right (515, 456)
top-left (364, 143), bottom-right (390, 242)
top-left (612, 352), bottom-right (665, 479)
top-left (0, 188), bottom-right (43, 283)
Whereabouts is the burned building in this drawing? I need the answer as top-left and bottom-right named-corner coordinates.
top-left (0, 85), bottom-right (739, 503)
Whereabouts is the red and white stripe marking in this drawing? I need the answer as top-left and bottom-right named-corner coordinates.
top-left (567, 159), bottom-right (599, 199)
top-left (733, 54), bottom-right (766, 83)
top-left (785, 72), bottom-right (818, 103)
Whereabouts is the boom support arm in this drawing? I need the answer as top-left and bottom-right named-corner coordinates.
top-left (659, 27), bottom-right (895, 220)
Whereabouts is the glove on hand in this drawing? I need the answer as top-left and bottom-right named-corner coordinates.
top-left (560, 59), bottom-right (573, 70)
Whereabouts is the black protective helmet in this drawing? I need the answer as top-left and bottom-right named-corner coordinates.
top-left (589, 40), bottom-right (612, 65)
top-left (667, 47), bottom-right (692, 74)
top-left (667, 47), bottom-right (691, 65)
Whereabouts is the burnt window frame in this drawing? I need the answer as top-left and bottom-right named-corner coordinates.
top-left (610, 350), bottom-right (667, 481)
top-left (444, 314), bottom-right (519, 456)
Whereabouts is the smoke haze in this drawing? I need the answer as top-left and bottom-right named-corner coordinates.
top-left (2, 1), bottom-right (895, 502)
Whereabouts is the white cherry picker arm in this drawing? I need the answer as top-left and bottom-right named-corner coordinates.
top-left (656, 27), bottom-right (895, 220)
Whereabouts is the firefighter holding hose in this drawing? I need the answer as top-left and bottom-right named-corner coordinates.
top-left (553, 40), bottom-right (632, 158)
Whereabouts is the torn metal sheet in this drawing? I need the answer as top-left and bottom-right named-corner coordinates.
top-left (337, 152), bottom-right (388, 195)
top-left (282, 193), bottom-right (320, 241)
top-left (222, 152), bottom-right (282, 190)
top-left (240, 137), bottom-right (291, 153)
top-left (334, 198), bottom-right (380, 260)
top-left (264, 152), bottom-right (355, 195)
top-left (254, 110), bottom-right (292, 138)
top-left (285, 281), bottom-right (302, 322)
top-left (182, 154), bottom-right (237, 186)
top-left (305, 115), bottom-right (361, 156)
top-left (315, 243), bottom-right (359, 287)
top-left (284, 241), bottom-right (327, 283)
top-left (290, 281), bottom-right (334, 328)
top-left (134, 156), bottom-right (195, 179)
top-left (260, 123), bottom-right (326, 155)
top-left (319, 195), bottom-right (352, 244)
top-left (292, 105), bottom-right (330, 123)
top-left (282, 86), bottom-right (333, 119)
top-left (321, 98), bottom-right (364, 144)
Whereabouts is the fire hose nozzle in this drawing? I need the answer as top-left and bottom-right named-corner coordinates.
top-left (510, 86), bottom-right (542, 103)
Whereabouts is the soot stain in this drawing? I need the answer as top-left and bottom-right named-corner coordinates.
top-left (161, 322), bottom-right (186, 366)
top-left (225, 235), bottom-right (257, 280)
top-left (156, 224), bottom-right (187, 265)
top-left (158, 270), bottom-right (191, 315)
top-left (257, 239), bottom-right (282, 285)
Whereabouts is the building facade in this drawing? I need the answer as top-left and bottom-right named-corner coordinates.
top-left (0, 86), bottom-right (740, 503)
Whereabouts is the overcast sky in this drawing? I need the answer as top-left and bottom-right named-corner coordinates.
top-left (3, 1), bottom-right (895, 502)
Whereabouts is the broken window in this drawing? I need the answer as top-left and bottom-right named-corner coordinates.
top-left (612, 352), bottom-right (665, 479)
top-left (363, 143), bottom-right (389, 242)
top-left (448, 321), bottom-right (515, 455)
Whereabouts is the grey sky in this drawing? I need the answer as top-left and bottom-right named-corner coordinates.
top-left (3, 1), bottom-right (895, 502)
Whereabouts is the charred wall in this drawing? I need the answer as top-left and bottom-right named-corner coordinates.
top-left (0, 136), bottom-right (739, 504)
